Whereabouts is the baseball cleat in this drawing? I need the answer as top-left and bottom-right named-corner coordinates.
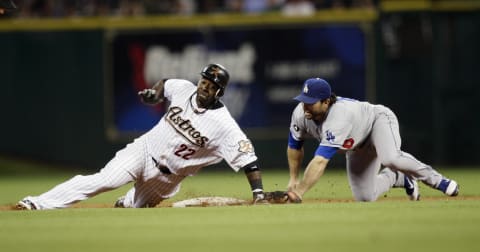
top-left (16, 199), bottom-right (37, 210)
top-left (404, 176), bottom-right (420, 201)
top-left (114, 196), bottom-right (125, 208)
top-left (437, 179), bottom-right (459, 196)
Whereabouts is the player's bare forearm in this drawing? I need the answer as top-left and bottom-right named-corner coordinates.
top-left (244, 168), bottom-right (267, 203)
top-left (151, 79), bottom-right (165, 94)
top-left (149, 79), bottom-right (166, 102)
top-left (287, 147), bottom-right (304, 189)
top-left (293, 155), bottom-right (328, 197)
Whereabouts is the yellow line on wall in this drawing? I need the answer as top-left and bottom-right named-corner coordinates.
top-left (1, 1), bottom-right (478, 32)
top-left (0, 10), bottom-right (377, 32)
top-left (380, 0), bottom-right (480, 12)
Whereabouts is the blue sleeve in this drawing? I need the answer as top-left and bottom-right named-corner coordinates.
top-left (314, 145), bottom-right (338, 159)
top-left (288, 132), bottom-right (304, 150)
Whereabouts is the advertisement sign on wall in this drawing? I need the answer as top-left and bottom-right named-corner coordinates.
top-left (110, 25), bottom-right (367, 138)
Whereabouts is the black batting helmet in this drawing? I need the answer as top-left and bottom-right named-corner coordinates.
top-left (200, 63), bottom-right (230, 90)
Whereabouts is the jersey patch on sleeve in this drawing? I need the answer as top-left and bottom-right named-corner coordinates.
top-left (288, 132), bottom-right (304, 150)
top-left (342, 138), bottom-right (355, 149)
top-left (293, 124), bottom-right (300, 132)
top-left (238, 140), bottom-right (254, 153)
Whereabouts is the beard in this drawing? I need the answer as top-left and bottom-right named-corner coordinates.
top-left (304, 110), bottom-right (326, 121)
top-left (304, 112), bottom-right (313, 120)
top-left (196, 92), bottom-right (216, 108)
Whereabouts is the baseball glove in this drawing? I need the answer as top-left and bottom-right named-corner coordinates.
top-left (264, 191), bottom-right (302, 204)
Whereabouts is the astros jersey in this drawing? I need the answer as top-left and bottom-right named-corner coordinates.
top-left (143, 79), bottom-right (257, 176)
top-left (290, 97), bottom-right (376, 151)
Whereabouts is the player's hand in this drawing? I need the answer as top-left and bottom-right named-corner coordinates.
top-left (138, 89), bottom-right (162, 105)
top-left (287, 178), bottom-right (299, 191)
top-left (252, 190), bottom-right (269, 205)
top-left (285, 191), bottom-right (302, 203)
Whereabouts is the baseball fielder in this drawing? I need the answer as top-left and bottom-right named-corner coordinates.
top-left (17, 63), bottom-right (267, 210)
top-left (284, 78), bottom-right (459, 203)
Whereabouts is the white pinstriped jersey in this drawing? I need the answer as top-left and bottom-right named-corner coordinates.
top-left (290, 97), bottom-right (376, 150)
top-left (143, 79), bottom-right (257, 176)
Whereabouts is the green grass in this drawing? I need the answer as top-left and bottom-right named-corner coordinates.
top-left (1, 157), bottom-right (479, 252)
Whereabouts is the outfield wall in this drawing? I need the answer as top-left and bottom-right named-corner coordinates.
top-left (0, 6), bottom-right (479, 169)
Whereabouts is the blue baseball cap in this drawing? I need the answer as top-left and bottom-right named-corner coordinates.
top-left (294, 78), bottom-right (331, 104)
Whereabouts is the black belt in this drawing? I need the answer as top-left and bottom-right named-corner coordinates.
top-left (151, 157), bottom-right (172, 175)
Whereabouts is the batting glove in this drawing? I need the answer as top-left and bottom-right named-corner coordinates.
top-left (138, 89), bottom-right (162, 105)
top-left (252, 189), bottom-right (268, 204)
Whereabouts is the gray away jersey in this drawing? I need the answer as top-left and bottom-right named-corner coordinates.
top-left (290, 97), bottom-right (376, 150)
top-left (143, 79), bottom-right (257, 176)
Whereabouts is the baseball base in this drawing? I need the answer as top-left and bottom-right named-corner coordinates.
top-left (172, 197), bottom-right (247, 207)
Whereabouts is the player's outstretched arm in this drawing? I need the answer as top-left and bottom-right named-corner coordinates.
top-left (138, 79), bottom-right (166, 105)
top-left (291, 155), bottom-right (329, 199)
top-left (243, 162), bottom-right (267, 204)
top-left (287, 146), bottom-right (304, 191)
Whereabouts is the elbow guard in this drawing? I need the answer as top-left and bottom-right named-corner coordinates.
top-left (243, 161), bottom-right (259, 174)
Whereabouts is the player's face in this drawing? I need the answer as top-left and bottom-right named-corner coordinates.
top-left (196, 78), bottom-right (220, 108)
top-left (303, 100), bottom-right (329, 120)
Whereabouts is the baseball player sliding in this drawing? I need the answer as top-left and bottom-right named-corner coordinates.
top-left (283, 78), bottom-right (459, 203)
top-left (17, 63), bottom-right (267, 210)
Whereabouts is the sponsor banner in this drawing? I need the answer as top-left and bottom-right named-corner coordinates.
top-left (111, 25), bottom-right (367, 135)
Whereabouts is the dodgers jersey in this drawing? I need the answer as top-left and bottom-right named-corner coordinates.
top-left (290, 97), bottom-right (376, 151)
top-left (143, 79), bottom-right (257, 176)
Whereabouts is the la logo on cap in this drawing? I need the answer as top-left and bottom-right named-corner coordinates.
top-left (303, 84), bottom-right (309, 94)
